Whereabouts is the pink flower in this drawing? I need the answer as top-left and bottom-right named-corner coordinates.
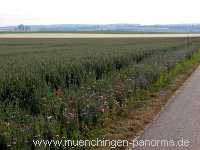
top-left (101, 108), bottom-right (105, 113)
top-left (98, 107), bottom-right (106, 113)
top-left (68, 113), bottom-right (76, 118)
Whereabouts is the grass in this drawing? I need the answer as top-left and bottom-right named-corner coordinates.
top-left (0, 37), bottom-right (200, 149)
top-left (99, 49), bottom-right (200, 149)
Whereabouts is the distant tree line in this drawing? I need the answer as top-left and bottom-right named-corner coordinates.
top-left (15, 24), bottom-right (30, 31)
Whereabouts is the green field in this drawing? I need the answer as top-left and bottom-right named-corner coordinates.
top-left (0, 37), bottom-right (200, 149)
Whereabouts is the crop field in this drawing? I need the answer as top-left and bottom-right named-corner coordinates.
top-left (0, 37), bottom-right (200, 149)
top-left (1, 33), bottom-right (200, 38)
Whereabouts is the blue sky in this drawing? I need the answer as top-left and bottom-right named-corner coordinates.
top-left (0, 0), bottom-right (199, 26)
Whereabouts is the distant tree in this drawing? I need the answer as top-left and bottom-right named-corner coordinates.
top-left (16, 24), bottom-right (30, 31)
top-left (18, 24), bottom-right (25, 31)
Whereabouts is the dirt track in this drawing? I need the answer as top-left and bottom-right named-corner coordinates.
top-left (0, 33), bottom-right (200, 38)
top-left (133, 66), bottom-right (200, 150)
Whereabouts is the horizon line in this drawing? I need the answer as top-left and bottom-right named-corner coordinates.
top-left (1, 23), bottom-right (200, 28)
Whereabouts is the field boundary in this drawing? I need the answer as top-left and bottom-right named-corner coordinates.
top-left (93, 49), bottom-right (200, 150)
top-left (1, 33), bottom-right (200, 38)
top-left (129, 64), bottom-right (199, 150)
top-left (125, 50), bottom-right (200, 150)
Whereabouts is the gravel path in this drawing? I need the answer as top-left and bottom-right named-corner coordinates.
top-left (133, 66), bottom-right (200, 150)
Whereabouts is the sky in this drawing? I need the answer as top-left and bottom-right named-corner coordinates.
top-left (0, 0), bottom-right (200, 26)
